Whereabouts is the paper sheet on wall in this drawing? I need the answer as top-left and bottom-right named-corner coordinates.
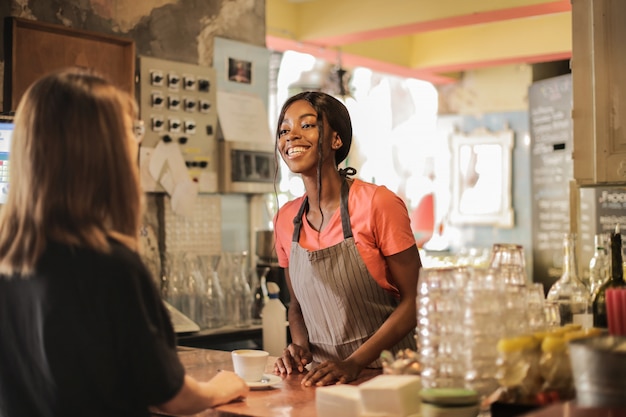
top-left (143, 141), bottom-right (198, 216)
top-left (217, 91), bottom-right (273, 144)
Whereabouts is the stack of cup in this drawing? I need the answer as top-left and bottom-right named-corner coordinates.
top-left (458, 267), bottom-right (506, 398)
top-left (417, 267), bottom-right (465, 389)
top-left (606, 288), bottom-right (626, 336)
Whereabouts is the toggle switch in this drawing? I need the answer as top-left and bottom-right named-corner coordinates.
top-left (168, 96), bottom-right (181, 110)
top-left (183, 76), bottom-right (196, 91)
top-left (184, 120), bottom-right (196, 134)
top-left (199, 100), bottom-right (212, 113)
top-left (169, 118), bottom-right (182, 133)
top-left (184, 98), bottom-right (197, 112)
top-left (152, 116), bottom-right (165, 131)
top-left (151, 92), bottom-right (164, 108)
top-left (167, 73), bottom-right (180, 89)
top-left (150, 71), bottom-right (164, 86)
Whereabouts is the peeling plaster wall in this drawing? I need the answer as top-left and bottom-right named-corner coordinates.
top-left (1, 0), bottom-right (265, 83)
top-left (437, 64), bottom-right (533, 116)
top-left (0, 0), bottom-right (266, 281)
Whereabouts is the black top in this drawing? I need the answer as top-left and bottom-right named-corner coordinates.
top-left (0, 239), bottom-right (185, 417)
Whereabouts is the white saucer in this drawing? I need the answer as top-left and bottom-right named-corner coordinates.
top-left (246, 374), bottom-right (282, 389)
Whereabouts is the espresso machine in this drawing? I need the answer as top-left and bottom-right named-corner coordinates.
top-left (255, 230), bottom-right (289, 308)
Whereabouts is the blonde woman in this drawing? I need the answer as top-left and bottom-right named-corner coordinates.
top-left (0, 67), bottom-right (248, 416)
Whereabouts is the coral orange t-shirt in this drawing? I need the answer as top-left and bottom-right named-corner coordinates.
top-left (273, 179), bottom-right (416, 297)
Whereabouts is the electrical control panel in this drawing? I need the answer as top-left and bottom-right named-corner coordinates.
top-left (137, 56), bottom-right (218, 193)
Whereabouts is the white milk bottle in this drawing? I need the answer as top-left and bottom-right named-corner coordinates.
top-left (262, 281), bottom-right (287, 356)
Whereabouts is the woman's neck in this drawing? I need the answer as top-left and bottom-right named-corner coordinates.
top-left (302, 167), bottom-right (345, 231)
top-left (303, 168), bottom-right (342, 206)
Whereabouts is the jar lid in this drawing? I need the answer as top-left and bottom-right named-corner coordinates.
top-left (419, 388), bottom-right (479, 406)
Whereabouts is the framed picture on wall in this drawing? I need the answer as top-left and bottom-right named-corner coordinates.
top-left (228, 58), bottom-right (252, 84)
top-left (449, 126), bottom-right (515, 228)
top-left (213, 37), bottom-right (271, 106)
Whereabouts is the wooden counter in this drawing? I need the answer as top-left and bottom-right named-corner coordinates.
top-left (152, 348), bottom-right (626, 417)
top-left (153, 347), bottom-right (381, 417)
top-left (520, 402), bottom-right (626, 417)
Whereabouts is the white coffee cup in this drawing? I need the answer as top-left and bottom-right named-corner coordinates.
top-left (231, 349), bottom-right (269, 382)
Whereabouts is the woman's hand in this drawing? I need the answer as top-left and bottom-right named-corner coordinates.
top-left (204, 370), bottom-right (249, 406)
top-left (273, 343), bottom-right (312, 375)
top-left (301, 360), bottom-right (362, 386)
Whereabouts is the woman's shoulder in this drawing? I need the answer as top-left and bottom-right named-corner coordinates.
top-left (42, 239), bottom-right (146, 278)
top-left (350, 179), bottom-right (400, 202)
top-left (275, 195), bottom-right (305, 223)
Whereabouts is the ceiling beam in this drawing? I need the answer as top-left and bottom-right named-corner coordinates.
top-left (266, 0), bottom-right (572, 84)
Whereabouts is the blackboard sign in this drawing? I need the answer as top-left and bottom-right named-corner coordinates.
top-left (577, 186), bottom-right (626, 282)
top-left (595, 187), bottom-right (626, 233)
top-left (529, 74), bottom-right (573, 291)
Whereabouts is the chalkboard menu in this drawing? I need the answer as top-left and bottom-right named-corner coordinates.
top-left (594, 187), bottom-right (626, 233)
top-left (529, 74), bottom-right (573, 291)
top-left (577, 186), bottom-right (626, 281)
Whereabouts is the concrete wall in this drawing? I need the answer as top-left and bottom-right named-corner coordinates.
top-left (0, 0), bottom-right (266, 281)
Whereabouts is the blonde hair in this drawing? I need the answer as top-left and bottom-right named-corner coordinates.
top-left (0, 67), bottom-right (143, 275)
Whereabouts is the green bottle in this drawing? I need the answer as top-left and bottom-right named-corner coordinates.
top-left (592, 224), bottom-right (626, 328)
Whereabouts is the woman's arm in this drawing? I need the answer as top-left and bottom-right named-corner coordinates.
top-left (274, 268), bottom-right (313, 374)
top-left (156, 372), bottom-right (249, 415)
top-left (345, 244), bottom-right (421, 367)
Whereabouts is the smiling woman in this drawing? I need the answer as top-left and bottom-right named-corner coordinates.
top-left (271, 91), bottom-right (422, 387)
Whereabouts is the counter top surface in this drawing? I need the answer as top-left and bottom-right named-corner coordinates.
top-left (155, 348), bottom-right (626, 417)
top-left (155, 347), bottom-right (381, 417)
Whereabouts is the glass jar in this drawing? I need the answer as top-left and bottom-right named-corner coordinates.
top-left (538, 335), bottom-right (572, 399)
top-left (495, 335), bottom-right (541, 402)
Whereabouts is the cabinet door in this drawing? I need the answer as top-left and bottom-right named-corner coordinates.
top-left (572, 0), bottom-right (626, 185)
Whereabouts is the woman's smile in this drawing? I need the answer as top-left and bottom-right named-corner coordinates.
top-left (285, 145), bottom-right (310, 158)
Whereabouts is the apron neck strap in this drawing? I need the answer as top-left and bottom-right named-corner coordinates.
top-left (291, 179), bottom-right (354, 242)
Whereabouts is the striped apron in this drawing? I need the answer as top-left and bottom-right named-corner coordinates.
top-left (289, 179), bottom-right (416, 368)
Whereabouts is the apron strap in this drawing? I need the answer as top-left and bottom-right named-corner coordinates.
top-left (340, 179), bottom-right (353, 239)
top-left (292, 196), bottom-right (308, 243)
top-left (291, 178), bottom-right (354, 242)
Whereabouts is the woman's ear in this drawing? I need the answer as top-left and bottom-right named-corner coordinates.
top-left (331, 133), bottom-right (343, 150)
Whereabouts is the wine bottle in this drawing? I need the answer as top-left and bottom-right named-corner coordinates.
top-left (592, 224), bottom-right (626, 328)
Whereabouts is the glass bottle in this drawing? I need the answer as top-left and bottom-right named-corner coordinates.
top-left (251, 266), bottom-right (270, 325)
top-left (588, 233), bottom-right (609, 296)
top-left (546, 233), bottom-right (592, 327)
top-left (592, 224), bottom-right (626, 328)
top-left (198, 254), bottom-right (226, 329)
top-left (180, 252), bottom-right (199, 323)
top-left (226, 251), bottom-right (253, 328)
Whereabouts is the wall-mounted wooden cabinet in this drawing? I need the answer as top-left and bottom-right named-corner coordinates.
top-left (572, 0), bottom-right (626, 186)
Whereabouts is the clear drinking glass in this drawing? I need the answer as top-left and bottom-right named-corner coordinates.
top-left (526, 282), bottom-right (547, 332)
top-left (544, 301), bottom-right (562, 330)
top-left (489, 243), bottom-right (528, 286)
